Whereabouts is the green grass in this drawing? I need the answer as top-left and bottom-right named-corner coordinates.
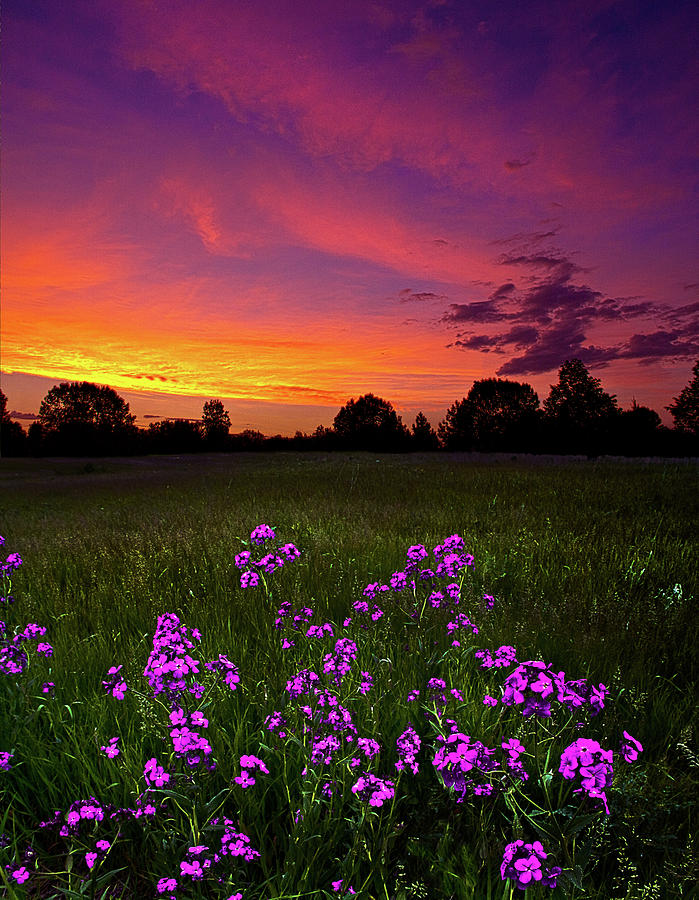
top-left (0, 452), bottom-right (697, 898)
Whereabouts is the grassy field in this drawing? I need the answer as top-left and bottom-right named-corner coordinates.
top-left (0, 452), bottom-right (697, 898)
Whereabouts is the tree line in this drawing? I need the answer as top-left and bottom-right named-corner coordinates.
top-left (1, 359), bottom-right (698, 457)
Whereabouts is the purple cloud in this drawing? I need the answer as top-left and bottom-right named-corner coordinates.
top-left (399, 289), bottom-right (445, 303)
top-left (444, 243), bottom-right (697, 375)
top-left (441, 299), bottom-right (512, 324)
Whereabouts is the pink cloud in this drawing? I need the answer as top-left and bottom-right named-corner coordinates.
top-left (109, 1), bottom-right (513, 184)
top-left (108, 0), bottom-right (689, 222)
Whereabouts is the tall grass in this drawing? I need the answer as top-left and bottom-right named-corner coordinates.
top-left (0, 453), bottom-right (697, 898)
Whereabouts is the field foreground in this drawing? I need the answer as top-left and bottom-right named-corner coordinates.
top-left (0, 453), bottom-right (697, 898)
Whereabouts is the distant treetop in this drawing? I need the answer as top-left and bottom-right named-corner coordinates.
top-left (37, 382), bottom-right (136, 431)
top-left (667, 359), bottom-right (699, 435)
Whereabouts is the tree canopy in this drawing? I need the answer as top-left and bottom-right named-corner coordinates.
top-left (437, 398), bottom-right (475, 450)
top-left (437, 379), bottom-right (539, 451)
top-left (411, 412), bottom-right (439, 450)
top-left (202, 399), bottom-right (231, 444)
top-left (0, 388), bottom-right (27, 456)
top-left (38, 382), bottom-right (136, 431)
top-left (667, 360), bottom-right (699, 435)
top-left (544, 359), bottom-right (618, 427)
top-left (0, 389), bottom-right (9, 424)
top-left (543, 359), bottom-right (619, 452)
top-left (333, 393), bottom-right (408, 450)
top-left (466, 378), bottom-right (539, 449)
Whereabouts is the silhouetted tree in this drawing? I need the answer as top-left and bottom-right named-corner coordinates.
top-left (310, 425), bottom-right (337, 450)
top-left (611, 401), bottom-right (662, 455)
top-left (437, 398), bottom-right (475, 450)
top-left (0, 389), bottom-right (27, 456)
top-left (543, 359), bottom-right (619, 453)
top-left (202, 399), bottom-right (231, 447)
top-left (37, 381), bottom-right (137, 455)
top-left (146, 419), bottom-right (204, 453)
top-left (27, 422), bottom-right (45, 456)
top-left (333, 393), bottom-right (409, 451)
top-left (411, 411), bottom-right (439, 450)
top-left (38, 382), bottom-right (136, 431)
top-left (667, 360), bottom-right (699, 435)
top-left (230, 429), bottom-right (266, 450)
top-left (466, 378), bottom-right (540, 450)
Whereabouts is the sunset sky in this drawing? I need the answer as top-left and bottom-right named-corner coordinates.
top-left (2, 0), bottom-right (697, 434)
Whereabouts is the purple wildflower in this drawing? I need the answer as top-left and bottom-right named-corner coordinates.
top-left (180, 859), bottom-right (204, 880)
top-left (144, 757), bottom-right (170, 787)
top-left (240, 570), bottom-right (259, 589)
top-left (358, 671), bottom-right (373, 694)
top-left (501, 839), bottom-right (559, 891)
top-left (11, 866), bottom-right (30, 884)
top-left (205, 654), bottom-right (240, 691)
top-left (102, 664), bottom-right (128, 700)
top-left (620, 731), bottom-right (643, 762)
top-left (351, 772), bottom-right (395, 808)
top-left (250, 523), bottom-right (275, 545)
top-left (396, 724), bottom-right (421, 774)
top-left (219, 821), bottom-right (260, 860)
top-left (559, 738), bottom-right (613, 814)
top-left (101, 737), bottom-right (120, 758)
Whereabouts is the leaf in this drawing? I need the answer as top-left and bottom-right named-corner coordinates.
top-left (560, 810), bottom-right (605, 836)
top-left (562, 865), bottom-right (585, 890)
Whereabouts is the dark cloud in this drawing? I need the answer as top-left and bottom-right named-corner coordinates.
top-left (489, 282), bottom-right (516, 301)
top-left (399, 288), bottom-right (445, 303)
top-left (666, 300), bottom-right (699, 321)
top-left (433, 239), bottom-right (449, 246)
top-left (490, 229), bottom-right (559, 246)
top-left (619, 330), bottom-right (699, 364)
top-left (441, 299), bottom-right (511, 324)
top-left (496, 317), bottom-right (608, 376)
top-left (443, 243), bottom-right (698, 375)
top-left (499, 253), bottom-right (580, 276)
top-left (519, 279), bottom-right (602, 321)
top-left (451, 334), bottom-right (500, 351)
top-left (505, 325), bottom-right (539, 348)
top-left (9, 410), bottom-right (36, 420)
top-left (504, 158), bottom-right (530, 170)
top-left (591, 299), bottom-right (655, 320)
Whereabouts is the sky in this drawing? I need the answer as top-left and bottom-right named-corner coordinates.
top-left (2, 0), bottom-right (698, 434)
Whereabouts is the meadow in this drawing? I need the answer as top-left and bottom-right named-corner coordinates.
top-left (0, 452), bottom-right (697, 899)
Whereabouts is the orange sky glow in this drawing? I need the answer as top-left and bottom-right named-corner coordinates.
top-left (2, 0), bottom-right (697, 434)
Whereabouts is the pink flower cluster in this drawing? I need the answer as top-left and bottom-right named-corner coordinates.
top-left (351, 772), bottom-right (395, 807)
top-left (235, 753), bottom-right (269, 787)
top-left (396, 724), bottom-right (421, 775)
top-left (234, 525), bottom-right (301, 588)
top-left (559, 738), bottom-right (614, 814)
top-left (501, 839), bottom-right (561, 891)
top-left (142, 613), bottom-right (203, 700)
top-left (501, 660), bottom-right (608, 719)
top-left (432, 731), bottom-right (498, 800)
